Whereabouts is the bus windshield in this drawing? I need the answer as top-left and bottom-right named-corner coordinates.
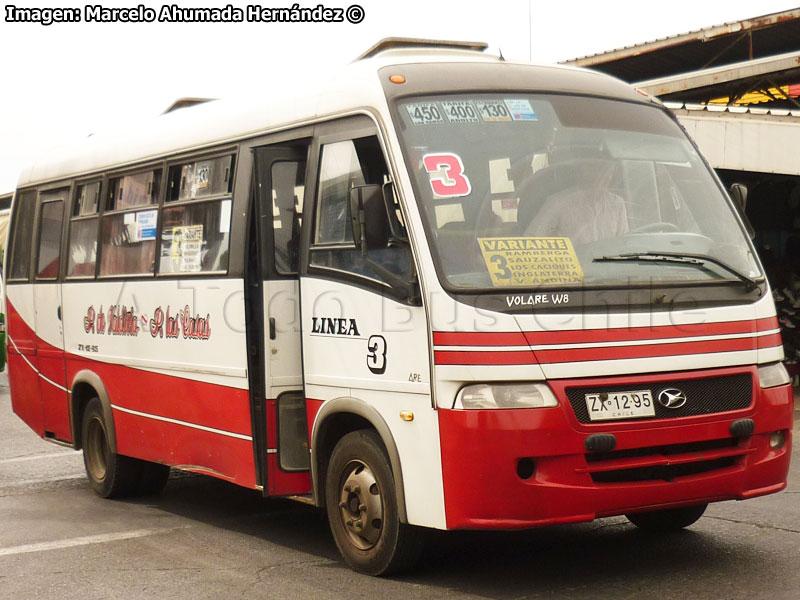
top-left (396, 93), bottom-right (761, 290)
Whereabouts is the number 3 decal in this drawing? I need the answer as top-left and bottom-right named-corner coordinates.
top-left (423, 153), bottom-right (471, 198)
top-left (367, 335), bottom-right (387, 375)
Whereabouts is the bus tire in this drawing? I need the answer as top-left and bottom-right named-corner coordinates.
top-left (81, 397), bottom-right (141, 498)
top-left (626, 503), bottom-right (708, 532)
top-left (325, 430), bottom-right (423, 576)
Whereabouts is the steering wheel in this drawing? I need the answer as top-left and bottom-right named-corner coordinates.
top-left (627, 221), bottom-right (680, 234)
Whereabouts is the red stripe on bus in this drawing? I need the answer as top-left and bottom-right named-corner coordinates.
top-left (433, 317), bottom-right (779, 348)
top-left (432, 331), bottom-right (528, 347)
top-left (434, 350), bottom-right (538, 365)
top-left (525, 317), bottom-right (778, 346)
top-left (434, 333), bottom-right (783, 366)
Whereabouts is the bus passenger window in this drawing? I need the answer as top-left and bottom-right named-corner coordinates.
top-left (100, 211), bottom-right (158, 276)
top-left (159, 200), bottom-right (231, 274)
top-left (67, 182), bottom-right (100, 278)
top-left (74, 181), bottom-right (100, 216)
top-left (156, 154), bottom-right (235, 275)
top-left (36, 198), bottom-right (64, 280)
top-left (167, 155), bottom-right (233, 202)
top-left (100, 169), bottom-right (162, 277)
top-left (107, 170), bottom-right (160, 210)
top-left (310, 137), bottom-right (411, 285)
top-left (7, 190), bottom-right (36, 281)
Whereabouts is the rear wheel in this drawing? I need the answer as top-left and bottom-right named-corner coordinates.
top-left (325, 430), bottom-right (423, 576)
top-left (82, 398), bottom-right (142, 498)
top-left (626, 503), bottom-right (708, 532)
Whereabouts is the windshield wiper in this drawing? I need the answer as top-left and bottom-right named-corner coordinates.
top-left (593, 251), bottom-right (763, 292)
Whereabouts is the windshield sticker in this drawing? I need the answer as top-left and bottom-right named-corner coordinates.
top-left (504, 99), bottom-right (538, 121)
top-left (406, 102), bottom-right (445, 126)
top-left (489, 158), bottom-right (515, 194)
top-left (478, 237), bottom-right (584, 286)
top-left (423, 153), bottom-right (472, 198)
top-left (440, 100), bottom-right (481, 124)
top-left (475, 100), bottom-right (512, 122)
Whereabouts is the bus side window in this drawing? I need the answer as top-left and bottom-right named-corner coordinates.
top-left (35, 197), bottom-right (65, 280)
top-left (271, 160), bottom-right (305, 274)
top-left (158, 155), bottom-right (235, 275)
top-left (100, 169), bottom-right (161, 277)
top-left (310, 137), bottom-right (411, 285)
top-left (7, 190), bottom-right (37, 281)
top-left (67, 182), bottom-right (100, 278)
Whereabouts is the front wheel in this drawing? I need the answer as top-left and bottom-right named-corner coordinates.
top-left (325, 430), bottom-right (423, 576)
top-left (626, 503), bottom-right (708, 532)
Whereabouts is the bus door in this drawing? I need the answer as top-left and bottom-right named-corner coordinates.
top-left (251, 142), bottom-right (312, 496)
top-left (299, 120), bottom-right (431, 486)
top-left (33, 189), bottom-right (71, 441)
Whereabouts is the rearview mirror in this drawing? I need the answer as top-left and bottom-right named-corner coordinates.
top-left (349, 184), bottom-right (389, 252)
top-left (729, 183), bottom-right (755, 240)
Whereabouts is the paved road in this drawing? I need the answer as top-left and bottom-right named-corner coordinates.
top-left (0, 373), bottom-right (798, 599)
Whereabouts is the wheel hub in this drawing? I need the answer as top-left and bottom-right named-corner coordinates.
top-left (337, 461), bottom-right (383, 550)
top-left (85, 417), bottom-right (108, 483)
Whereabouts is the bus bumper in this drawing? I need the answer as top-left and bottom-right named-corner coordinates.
top-left (437, 376), bottom-right (793, 530)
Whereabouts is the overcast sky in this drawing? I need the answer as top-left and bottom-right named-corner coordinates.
top-left (1, 0), bottom-right (798, 192)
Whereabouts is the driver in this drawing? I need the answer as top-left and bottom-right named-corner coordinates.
top-left (524, 158), bottom-right (628, 244)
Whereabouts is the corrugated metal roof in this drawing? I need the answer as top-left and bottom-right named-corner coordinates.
top-left (563, 9), bottom-right (800, 84)
top-left (665, 100), bottom-right (800, 118)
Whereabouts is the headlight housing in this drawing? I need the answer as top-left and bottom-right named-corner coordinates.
top-left (757, 362), bottom-right (791, 388)
top-left (455, 383), bottom-right (558, 409)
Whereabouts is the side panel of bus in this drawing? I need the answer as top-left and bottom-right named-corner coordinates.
top-left (62, 278), bottom-right (255, 485)
top-left (9, 151), bottom-right (260, 489)
top-left (299, 117), bottom-right (446, 528)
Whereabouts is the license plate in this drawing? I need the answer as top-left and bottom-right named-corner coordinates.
top-left (584, 390), bottom-right (655, 421)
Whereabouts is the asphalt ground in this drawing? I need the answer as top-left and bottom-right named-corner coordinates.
top-left (1, 373), bottom-right (798, 599)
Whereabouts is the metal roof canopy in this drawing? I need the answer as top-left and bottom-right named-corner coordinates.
top-left (635, 50), bottom-right (800, 104)
top-left (564, 9), bottom-right (800, 85)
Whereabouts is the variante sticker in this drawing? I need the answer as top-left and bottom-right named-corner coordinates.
top-left (478, 237), bottom-right (584, 286)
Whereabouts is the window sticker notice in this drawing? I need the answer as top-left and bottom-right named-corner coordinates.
top-left (406, 102), bottom-right (445, 126)
top-left (135, 210), bottom-right (158, 241)
top-left (478, 237), bottom-right (584, 286)
top-left (504, 99), bottom-right (538, 121)
top-left (475, 100), bottom-right (512, 122)
top-left (170, 225), bottom-right (204, 272)
top-left (195, 162), bottom-right (210, 190)
top-left (440, 100), bottom-right (481, 123)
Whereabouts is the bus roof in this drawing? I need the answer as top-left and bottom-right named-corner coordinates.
top-left (16, 47), bottom-right (647, 188)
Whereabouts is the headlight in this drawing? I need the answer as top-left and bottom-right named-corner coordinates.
top-left (758, 362), bottom-right (791, 388)
top-left (455, 383), bottom-right (558, 409)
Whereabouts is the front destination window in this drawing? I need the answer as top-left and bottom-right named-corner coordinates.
top-left (397, 94), bottom-right (762, 291)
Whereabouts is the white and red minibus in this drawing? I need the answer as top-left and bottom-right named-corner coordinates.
top-left (5, 39), bottom-right (793, 575)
